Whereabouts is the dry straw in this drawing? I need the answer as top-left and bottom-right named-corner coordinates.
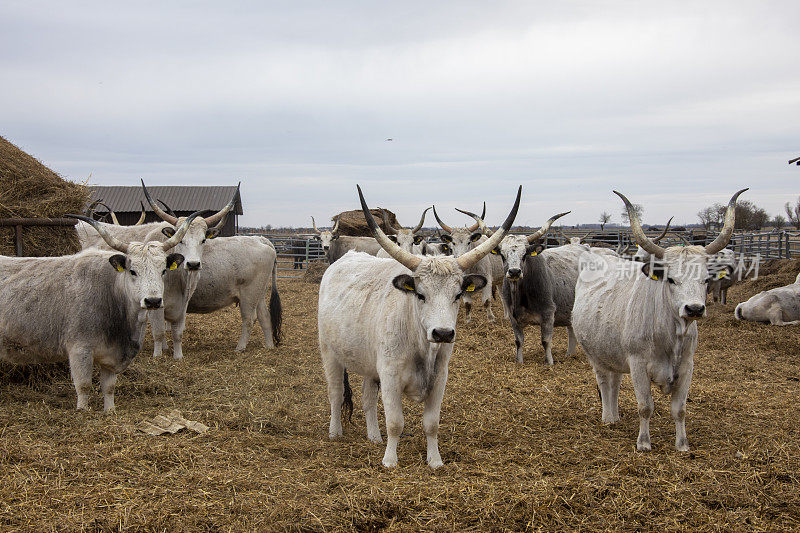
top-left (0, 135), bottom-right (88, 256)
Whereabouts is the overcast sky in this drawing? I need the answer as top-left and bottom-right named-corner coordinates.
top-left (2, 1), bottom-right (798, 228)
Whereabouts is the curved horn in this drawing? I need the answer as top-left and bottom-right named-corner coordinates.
top-left (613, 191), bottom-right (664, 258)
top-left (676, 234), bottom-right (692, 246)
top-left (85, 199), bottom-right (103, 218)
top-left (463, 202), bottom-right (486, 232)
top-left (652, 216), bottom-right (674, 243)
top-left (455, 207), bottom-right (487, 233)
top-left (65, 215), bottom-right (129, 253)
top-left (526, 212), bottom-right (571, 243)
top-left (432, 206), bottom-right (453, 233)
top-left (332, 218), bottom-right (340, 234)
top-left (141, 179), bottom-right (178, 225)
top-left (90, 201), bottom-right (119, 225)
top-left (379, 209), bottom-right (397, 233)
top-left (581, 232), bottom-right (594, 243)
top-left (457, 186), bottom-right (522, 270)
top-left (134, 201), bottom-right (146, 225)
top-left (161, 211), bottom-right (203, 251)
top-left (705, 189), bottom-right (748, 254)
top-left (205, 181), bottom-right (239, 226)
top-left (311, 216), bottom-right (321, 235)
top-left (411, 206), bottom-right (432, 233)
top-left (357, 186), bottom-right (421, 271)
top-left (156, 198), bottom-right (176, 218)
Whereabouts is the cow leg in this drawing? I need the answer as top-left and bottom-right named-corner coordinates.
top-left (629, 360), bottom-right (654, 451)
top-left (483, 285), bottom-right (496, 323)
top-left (67, 346), bottom-right (93, 411)
top-left (362, 379), bottom-right (382, 443)
top-left (767, 303), bottom-right (800, 326)
top-left (566, 325), bottom-right (577, 357)
top-left (540, 315), bottom-right (555, 366)
top-left (463, 296), bottom-right (473, 323)
top-left (322, 354), bottom-right (345, 439)
top-left (423, 363), bottom-right (450, 469)
top-left (99, 368), bottom-right (118, 412)
top-left (235, 298), bottom-right (258, 352)
top-left (170, 314), bottom-right (187, 360)
top-left (149, 309), bottom-right (167, 359)
top-left (720, 287), bottom-right (727, 305)
top-left (509, 315), bottom-right (525, 363)
top-left (670, 360), bottom-right (693, 452)
top-left (379, 376), bottom-right (404, 467)
top-left (256, 298), bottom-right (275, 349)
top-left (594, 368), bottom-right (621, 424)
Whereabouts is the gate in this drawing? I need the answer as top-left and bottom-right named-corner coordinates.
top-left (249, 233), bottom-right (326, 278)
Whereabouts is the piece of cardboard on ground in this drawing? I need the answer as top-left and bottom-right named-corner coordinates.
top-left (136, 409), bottom-right (209, 436)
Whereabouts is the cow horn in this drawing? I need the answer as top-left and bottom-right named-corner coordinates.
top-left (90, 201), bottom-right (119, 225)
top-left (652, 217), bottom-right (674, 243)
top-left (411, 206), bottom-right (431, 233)
top-left (457, 186), bottom-right (522, 270)
top-left (311, 216), bottom-right (321, 234)
top-left (65, 214), bottom-right (130, 253)
top-left (526, 212), bottom-right (571, 243)
top-left (85, 199), bottom-right (103, 218)
top-left (705, 189), bottom-right (748, 254)
top-left (141, 179), bottom-right (178, 225)
top-left (455, 207), bottom-right (486, 233)
top-left (134, 201), bottom-right (146, 225)
top-left (156, 198), bottom-right (177, 218)
top-left (379, 208), bottom-right (397, 233)
top-left (204, 182), bottom-right (239, 226)
top-left (161, 211), bottom-right (203, 251)
top-left (581, 233), bottom-right (593, 243)
top-left (432, 206), bottom-right (453, 233)
top-left (357, 186), bottom-right (421, 271)
top-left (614, 191), bottom-right (665, 259)
top-left (332, 218), bottom-right (340, 234)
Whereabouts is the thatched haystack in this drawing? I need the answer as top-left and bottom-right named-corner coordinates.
top-left (0, 136), bottom-right (88, 256)
top-left (332, 208), bottom-right (397, 236)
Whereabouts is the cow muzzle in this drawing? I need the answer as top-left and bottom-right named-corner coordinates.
top-left (185, 261), bottom-right (201, 271)
top-left (681, 303), bottom-right (706, 319)
top-left (506, 268), bottom-right (522, 280)
top-left (430, 327), bottom-right (455, 343)
top-left (143, 297), bottom-right (163, 309)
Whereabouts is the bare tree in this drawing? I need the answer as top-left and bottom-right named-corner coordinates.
top-left (598, 212), bottom-right (612, 230)
top-left (785, 196), bottom-right (800, 229)
top-left (771, 215), bottom-right (787, 228)
top-left (620, 203), bottom-right (643, 225)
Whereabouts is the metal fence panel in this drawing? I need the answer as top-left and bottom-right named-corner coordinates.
top-left (246, 233), bottom-right (326, 278)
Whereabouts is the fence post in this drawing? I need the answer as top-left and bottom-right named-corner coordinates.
top-left (14, 224), bottom-right (23, 256)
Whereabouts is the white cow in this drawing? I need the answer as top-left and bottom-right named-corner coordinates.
top-left (706, 249), bottom-right (740, 305)
top-left (311, 217), bottom-right (382, 263)
top-left (318, 185), bottom-right (521, 468)
top-left (376, 207), bottom-right (430, 257)
top-left (734, 273), bottom-right (800, 325)
top-left (573, 189), bottom-right (746, 451)
top-left (0, 213), bottom-right (197, 410)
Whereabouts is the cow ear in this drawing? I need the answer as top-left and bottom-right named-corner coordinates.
top-left (440, 243), bottom-right (452, 255)
top-left (166, 253), bottom-right (185, 271)
top-left (109, 254), bottom-right (127, 273)
top-left (392, 274), bottom-right (416, 294)
top-left (413, 235), bottom-right (423, 245)
top-left (205, 228), bottom-right (220, 239)
top-left (641, 262), bottom-right (666, 281)
top-left (331, 235), bottom-right (339, 240)
top-left (527, 244), bottom-right (544, 256)
top-left (388, 235), bottom-right (398, 243)
top-left (469, 233), bottom-right (482, 242)
top-left (462, 274), bottom-right (487, 294)
top-left (440, 234), bottom-right (453, 243)
top-left (162, 227), bottom-right (176, 238)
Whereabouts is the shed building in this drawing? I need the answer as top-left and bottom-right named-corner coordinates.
top-left (86, 185), bottom-right (242, 237)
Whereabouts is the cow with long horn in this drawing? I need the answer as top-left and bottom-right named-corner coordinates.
top-left (318, 185), bottom-right (521, 468)
top-left (376, 207), bottom-right (431, 257)
top-left (490, 211), bottom-right (572, 364)
top-left (572, 188), bottom-right (747, 451)
top-left (432, 203), bottom-right (498, 322)
top-left (311, 216), bottom-right (382, 263)
top-left (0, 212), bottom-right (198, 411)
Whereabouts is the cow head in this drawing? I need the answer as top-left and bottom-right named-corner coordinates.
top-left (432, 202), bottom-right (486, 258)
top-left (491, 212), bottom-right (570, 280)
top-left (359, 186), bottom-right (521, 344)
top-left (66, 213), bottom-right (201, 309)
top-left (631, 217), bottom-right (675, 262)
top-left (142, 180), bottom-right (237, 271)
top-left (383, 207), bottom-right (430, 255)
top-left (617, 189), bottom-right (747, 322)
top-left (312, 216), bottom-right (339, 252)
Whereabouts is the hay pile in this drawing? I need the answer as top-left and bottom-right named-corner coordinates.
top-left (0, 136), bottom-right (88, 256)
top-left (332, 208), bottom-right (397, 236)
top-left (736, 258), bottom-right (800, 295)
top-left (302, 260), bottom-right (328, 283)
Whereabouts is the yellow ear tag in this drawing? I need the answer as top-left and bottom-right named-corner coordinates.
top-left (530, 251), bottom-right (538, 256)
top-left (169, 262), bottom-right (179, 271)
top-left (465, 283), bottom-right (476, 292)
top-left (717, 271), bottom-right (726, 279)
top-left (403, 283), bottom-right (414, 292)
top-left (650, 274), bottom-right (659, 281)
top-left (491, 249), bottom-right (497, 254)
top-left (114, 264), bottom-right (125, 273)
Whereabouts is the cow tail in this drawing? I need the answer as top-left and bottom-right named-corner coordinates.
top-left (269, 258), bottom-right (283, 345)
top-left (342, 369), bottom-right (353, 423)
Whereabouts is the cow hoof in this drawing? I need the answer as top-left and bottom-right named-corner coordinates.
top-left (172, 354), bottom-right (183, 361)
top-left (234, 346), bottom-right (246, 353)
top-left (428, 458), bottom-right (444, 469)
top-left (676, 439), bottom-right (689, 452)
top-left (382, 458), bottom-right (398, 468)
top-left (636, 440), bottom-right (652, 452)
top-left (368, 435), bottom-right (383, 444)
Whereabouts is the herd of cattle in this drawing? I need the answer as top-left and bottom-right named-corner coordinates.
top-left (2, 181), bottom-right (799, 469)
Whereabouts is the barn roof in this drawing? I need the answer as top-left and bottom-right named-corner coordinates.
top-left (87, 185), bottom-right (243, 215)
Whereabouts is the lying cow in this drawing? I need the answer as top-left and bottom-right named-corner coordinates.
top-left (734, 273), bottom-right (800, 325)
top-left (318, 185), bottom-right (521, 468)
top-left (0, 213), bottom-right (197, 410)
top-left (573, 188), bottom-right (746, 451)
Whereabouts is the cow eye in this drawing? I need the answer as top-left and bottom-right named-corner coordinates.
top-left (667, 277), bottom-right (676, 285)
top-left (416, 293), bottom-right (426, 302)
top-left (129, 270), bottom-right (137, 276)
top-left (454, 292), bottom-right (462, 301)
top-left (202, 238), bottom-right (207, 244)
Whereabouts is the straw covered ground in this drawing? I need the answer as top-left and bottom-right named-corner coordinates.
top-left (1, 263), bottom-right (799, 531)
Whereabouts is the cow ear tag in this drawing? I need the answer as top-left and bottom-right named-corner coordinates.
top-left (717, 271), bottom-right (726, 279)
top-left (650, 274), bottom-right (660, 281)
top-left (115, 264), bottom-right (125, 273)
top-left (169, 261), bottom-right (179, 271)
top-left (465, 283), bottom-right (476, 292)
top-left (530, 251), bottom-right (537, 256)
top-left (403, 283), bottom-right (414, 292)
top-left (491, 249), bottom-right (498, 254)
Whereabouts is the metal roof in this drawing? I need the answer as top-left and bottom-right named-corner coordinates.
top-left (87, 185), bottom-right (243, 215)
